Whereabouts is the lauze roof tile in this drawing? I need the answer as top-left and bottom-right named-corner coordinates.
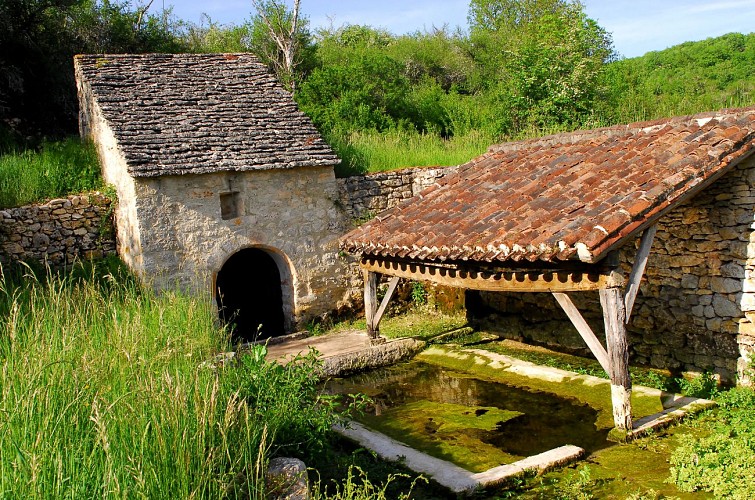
top-left (75, 53), bottom-right (339, 177)
top-left (341, 107), bottom-right (755, 265)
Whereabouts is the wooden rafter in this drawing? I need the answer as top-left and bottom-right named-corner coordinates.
top-left (360, 257), bottom-right (623, 293)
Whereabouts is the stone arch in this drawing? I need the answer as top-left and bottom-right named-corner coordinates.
top-left (214, 246), bottom-right (296, 341)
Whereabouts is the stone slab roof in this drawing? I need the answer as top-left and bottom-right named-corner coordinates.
top-left (75, 53), bottom-right (339, 177)
top-left (341, 106), bottom-right (755, 265)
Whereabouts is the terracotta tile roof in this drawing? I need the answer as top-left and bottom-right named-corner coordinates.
top-left (74, 53), bottom-right (339, 177)
top-left (341, 107), bottom-right (755, 264)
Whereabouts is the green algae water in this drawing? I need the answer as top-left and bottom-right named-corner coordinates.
top-left (327, 361), bottom-right (611, 473)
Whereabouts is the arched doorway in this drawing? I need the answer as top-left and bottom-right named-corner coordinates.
top-left (215, 248), bottom-right (289, 342)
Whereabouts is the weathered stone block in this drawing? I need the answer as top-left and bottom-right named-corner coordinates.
top-left (721, 262), bottom-right (746, 278)
top-left (712, 295), bottom-right (740, 318)
top-left (711, 277), bottom-right (742, 294)
top-left (680, 274), bottom-right (699, 288)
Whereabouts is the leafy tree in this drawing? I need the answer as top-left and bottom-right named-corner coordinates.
top-left (180, 14), bottom-right (253, 53)
top-left (0, 0), bottom-right (183, 138)
top-left (296, 43), bottom-right (412, 133)
top-left (386, 27), bottom-right (475, 92)
top-left (248, 0), bottom-right (313, 91)
top-left (468, 0), bottom-right (614, 130)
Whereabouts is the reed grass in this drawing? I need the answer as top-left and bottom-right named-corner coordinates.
top-left (330, 129), bottom-right (494, 177)
top-left (0, 258), bottom-right (340, 498)
top-left (0, 137), bottom-right (101, 209)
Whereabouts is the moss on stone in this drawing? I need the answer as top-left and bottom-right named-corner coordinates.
top-left (360, 400), bottom-right (524, 472)
top-left (416, 346), bottom-right (665, 431)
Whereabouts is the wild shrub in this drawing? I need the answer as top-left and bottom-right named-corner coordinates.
top-left (310, 465), bottom-right (422, 500)
top-left (669, 387), bottom-right (755, 498)
top-left (676, 371), bottom-right (719, 399)
top-left (410, 281), bottom-right (427, 306)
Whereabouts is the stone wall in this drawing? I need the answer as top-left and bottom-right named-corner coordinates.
top-left (132, 166), bottom-right (356, 331)
top-left (336, 165), bottom-right (463, 314)
top-left (0, 193), bottom-right (116, 269)
top-left (472, 155), bottom-right (755, 384)
top-left (337, 166), bottom-right (458, 220)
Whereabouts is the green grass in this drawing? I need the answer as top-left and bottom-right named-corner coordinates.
top-left (669, 387), bottom-right (755, 498)
top-left (329, 307), bottom-right (468, 341)
top-left (0, 258), bottom-right (348, 498)
top-left (0, 137), bottom-right (102, 209)
top-left (330, 129), bottom-right (493, 177)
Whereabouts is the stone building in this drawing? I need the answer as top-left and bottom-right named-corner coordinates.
top-left (342, 107), bottom-right (755, 388)
top-left (74, 53), bottom-right (353, 339)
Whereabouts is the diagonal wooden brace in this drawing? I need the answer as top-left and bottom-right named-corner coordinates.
top-left (624, 225), bottom-right (657, 323)
top-left (552, 292), bottom-right (610, 374)
top-left (374, 276), bottom-right (400, 329)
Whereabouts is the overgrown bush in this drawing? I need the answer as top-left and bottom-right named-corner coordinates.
top-left (669, 387), bottom-right (755, 498)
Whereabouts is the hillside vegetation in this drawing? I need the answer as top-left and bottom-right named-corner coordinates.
top-left (2, 1), bottom-right (753, 182)
top-left (601, 32), bottom-right (755, 123)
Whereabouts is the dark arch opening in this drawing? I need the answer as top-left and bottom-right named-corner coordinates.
top-left (215, 248), bottom-right (286, 342)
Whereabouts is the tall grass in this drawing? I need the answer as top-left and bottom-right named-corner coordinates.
top-left (330, 129), bottom-right (494, 177)
top-left (0, 258), bottom-right (342, 498)
top-left (0, 137), bottom-right (101, 209)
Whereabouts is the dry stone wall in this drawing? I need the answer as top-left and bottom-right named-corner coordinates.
top-left (337, 166), bottom-right (458, 220)
top-left (0, 193), bottom-right (116, 269)
top-left (336, 165), bottom-right (462, 314)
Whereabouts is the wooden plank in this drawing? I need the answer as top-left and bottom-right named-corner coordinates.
top-left (374, 276), bottom-right (400, 328)
top-left (363, 270), bottom-right (379, 338)
top-left (361, 258), bottom-right (623, 292)
top-left (600, 287), bottom-right (633, 432)
top-left (624, 225), bottom-right (657, 322)
top-left (552, 292), bottom-right (610, 374)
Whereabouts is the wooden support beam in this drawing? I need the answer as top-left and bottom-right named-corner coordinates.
top-left (374, 276), bottom-right (400, 329)
top-left (552, 292), bottom-right (610, 374)
top-left (363, 270), bottom-right (379, 339)
top-left (361, 257), bottom-right (623, 292)
top-left (600, 287), bottom-right (633, 432)
top-left (624, 225), bottom-right (657, 323)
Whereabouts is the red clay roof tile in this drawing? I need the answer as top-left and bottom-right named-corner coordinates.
top-left (341, 107), bottom-right (755, 264)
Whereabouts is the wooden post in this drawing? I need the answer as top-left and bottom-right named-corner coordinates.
top-left (363, 270), bottom-right (379, 339)
top-left (600, 286), bottom-right (633, 432)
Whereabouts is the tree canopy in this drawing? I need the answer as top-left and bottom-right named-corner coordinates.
top-left (0, 0), bottom-right (182, 138)
top-left (1, 0), bottom-right (752, 160)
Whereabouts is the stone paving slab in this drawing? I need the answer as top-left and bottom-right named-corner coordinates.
top-left (264, 330), bottom-right (426, 377)
top-left (335, 421), bottom-right (584, 494)
top-left (265, 330), bottom-right (374, 362)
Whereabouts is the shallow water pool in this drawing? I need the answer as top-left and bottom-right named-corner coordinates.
top-left (326, 361), bottom-right (611, 472)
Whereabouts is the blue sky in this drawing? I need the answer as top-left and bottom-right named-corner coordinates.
top-left (165, 0), bottom-right (755, 58)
